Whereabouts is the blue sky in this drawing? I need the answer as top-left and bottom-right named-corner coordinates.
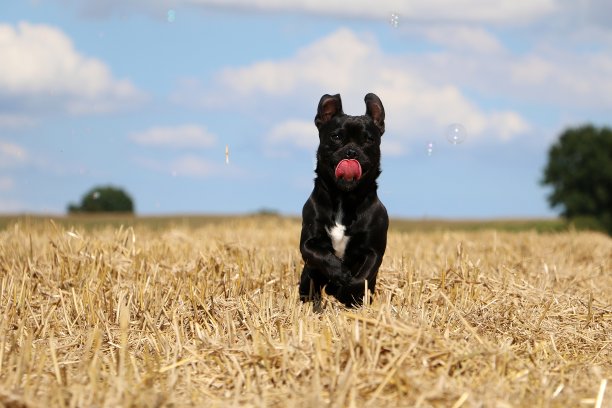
top-left (1, 0), bottom-right (611, 218)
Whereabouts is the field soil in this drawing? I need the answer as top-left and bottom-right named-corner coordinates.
top-left (0, 216), bottom-right (610, 407)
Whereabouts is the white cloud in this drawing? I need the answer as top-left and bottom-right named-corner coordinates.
top-left (131, 126), bottom-right (226, 179)
top-left (0, 22), bottom-right (145, 119)
top-left (188, 0), bottom-right (556, 23)
top-left (135, 155), bottom-right (224, 178)
top-left (63, 0), bottom-right (612, 37)
top-left (505, 53), bottom-right (612, 107)
top-left (177, 29), bottom-right (532, 146)
top-left (216, 29), bottom-right (379, 100)
top-left (486, 112), bottom-right (531, 141)
top-left (419, 26), bottom-right (505, 54)
top-left (401, 37), bottom-right (612, 110)
top-left (130, 125), bottom-right (217, 148)
top-left (267, 120), bottom-right (317, 150)
top-left (170, 155), bottom-right (216, 178)
top-left (559, 0), bottom-right (612, 29)
top-left (266, 118), bottom-right (407, 157)
top-left (61, 0), bottom-right (558, 25)
top-left (381, 139), bottom-right (407, 157)
top-left (171, 30), bottom-right (380, 109)
top-left (0, 140), bottom-right (28, 167)
top-left (175, 19), bottom-right (612, 149)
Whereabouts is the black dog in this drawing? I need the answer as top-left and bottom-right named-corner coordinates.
top-left (299, 93), bottom-right (388, 307)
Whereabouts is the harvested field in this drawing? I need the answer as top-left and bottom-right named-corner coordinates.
top-left (0, 217), bottom-right (610, 407)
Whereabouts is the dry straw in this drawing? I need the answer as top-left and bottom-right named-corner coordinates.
top-left (0, 217), bottom-right (610, 407)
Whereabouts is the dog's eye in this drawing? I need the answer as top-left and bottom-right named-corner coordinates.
top-left (331, 131), bottom-right (341, 141)
top-left (365, 133), bottom-right (375, 143)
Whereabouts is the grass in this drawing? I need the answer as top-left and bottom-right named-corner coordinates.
top-left (0, 216), bottom-right (610, 407)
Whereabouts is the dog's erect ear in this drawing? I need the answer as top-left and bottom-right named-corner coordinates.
top-left (315, 94), bottom-right (343, 129)
top-left (364, 93), bottom-right (385, 135)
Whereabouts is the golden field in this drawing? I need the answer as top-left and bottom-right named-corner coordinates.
top-left (0, 216), bottom-right (610, 407)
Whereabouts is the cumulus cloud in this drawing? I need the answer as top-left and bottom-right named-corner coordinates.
top-left (267, 120), bottom-right (317, 151)
top-left (265, 118), bottom-right (407, 157)
top-left (170, 155), bottom-right (216, 177)
top-left (130, 125), bottom-right (217, 148)
top-left (58, 0), bottom-right (558, 25)
top-left (217, 0), bottom-right (554, 23)
top-left (0, 140), bottom-right (28, 167)
top-left (0, 22), bottom-right (145, 120)
top-left (135, 155), bottom-right (224, 178)
top-left (170, 30), bottom-right (380, 111)
top-left (507, 53), bottom-right (612, 107)
top-left (57, 0), bottom-right (612, 35)
top-left (131, 125), bottom-right (227, 178)
top-left (175, 28), bottom-right (532, 146)
top-left (131, 125), bottom-right (225, 178)
top-left (407, 42), bottom-right (612, 111)
top-left (418, 26), bottom-right (505, 54)
top-left (174, 15), bottom-right (612, 148)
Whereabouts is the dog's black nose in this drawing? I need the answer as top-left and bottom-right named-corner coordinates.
top-left (345, 148), bottom-right (357, 158)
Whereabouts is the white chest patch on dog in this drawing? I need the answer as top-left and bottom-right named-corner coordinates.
top-left (326, 207), bottom-right (350, 259)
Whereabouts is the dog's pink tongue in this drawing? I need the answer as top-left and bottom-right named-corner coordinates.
top-left (335, 159), bottom-right (362, 181)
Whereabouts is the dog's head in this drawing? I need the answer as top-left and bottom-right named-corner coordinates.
top-left (314, 93), bottom-right (385, 192)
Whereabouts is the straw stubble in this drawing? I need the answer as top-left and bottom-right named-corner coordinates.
top-left (0, 217), bottom-right (610, 407)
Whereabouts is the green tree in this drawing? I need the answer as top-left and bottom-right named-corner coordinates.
top-left (68, 185), bottom-right (135, 214)
top-left (542, 124), bottom-right (612, 234)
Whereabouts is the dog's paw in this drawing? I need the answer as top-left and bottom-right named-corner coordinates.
top-left (325, 272), bottom-right (351, 296)
top-left (327, 265), bottom-right (349, 284)
top-left (335, 285), bottom-right (363, 308)
top-left (335, 278), bottom-right (374, 307)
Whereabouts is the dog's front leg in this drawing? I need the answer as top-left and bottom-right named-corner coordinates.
top-left (300, 236), bottom-right (350, 283)
top-left (299, 236), bottom-right (350, 300)
top-left (336, 249), bottom-right (383, 306)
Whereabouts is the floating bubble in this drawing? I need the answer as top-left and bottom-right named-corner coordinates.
top-left (167, 9), bottom-right (176, 23)
top-left (446, 123), bottom-right (467, 144)
top-left (225, 145), bottom-right (229, 165)
top-left (389, 13), bottom-right (400, 28)
top-left (92, 191), bottom-right (100, 200)
top-left (426, 141), bottom-right (435, 156)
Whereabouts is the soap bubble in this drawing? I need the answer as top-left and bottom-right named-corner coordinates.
top-left (446, 123), bottom-right (467, 144)
top-left (426, 141), bottom-right (435, 156)
top-left (92, 191), bottom-right (100, 199)
top-left (389, 13), bottom-right (400, 28)
top-left (167, 9), bottom-right (176, 23)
